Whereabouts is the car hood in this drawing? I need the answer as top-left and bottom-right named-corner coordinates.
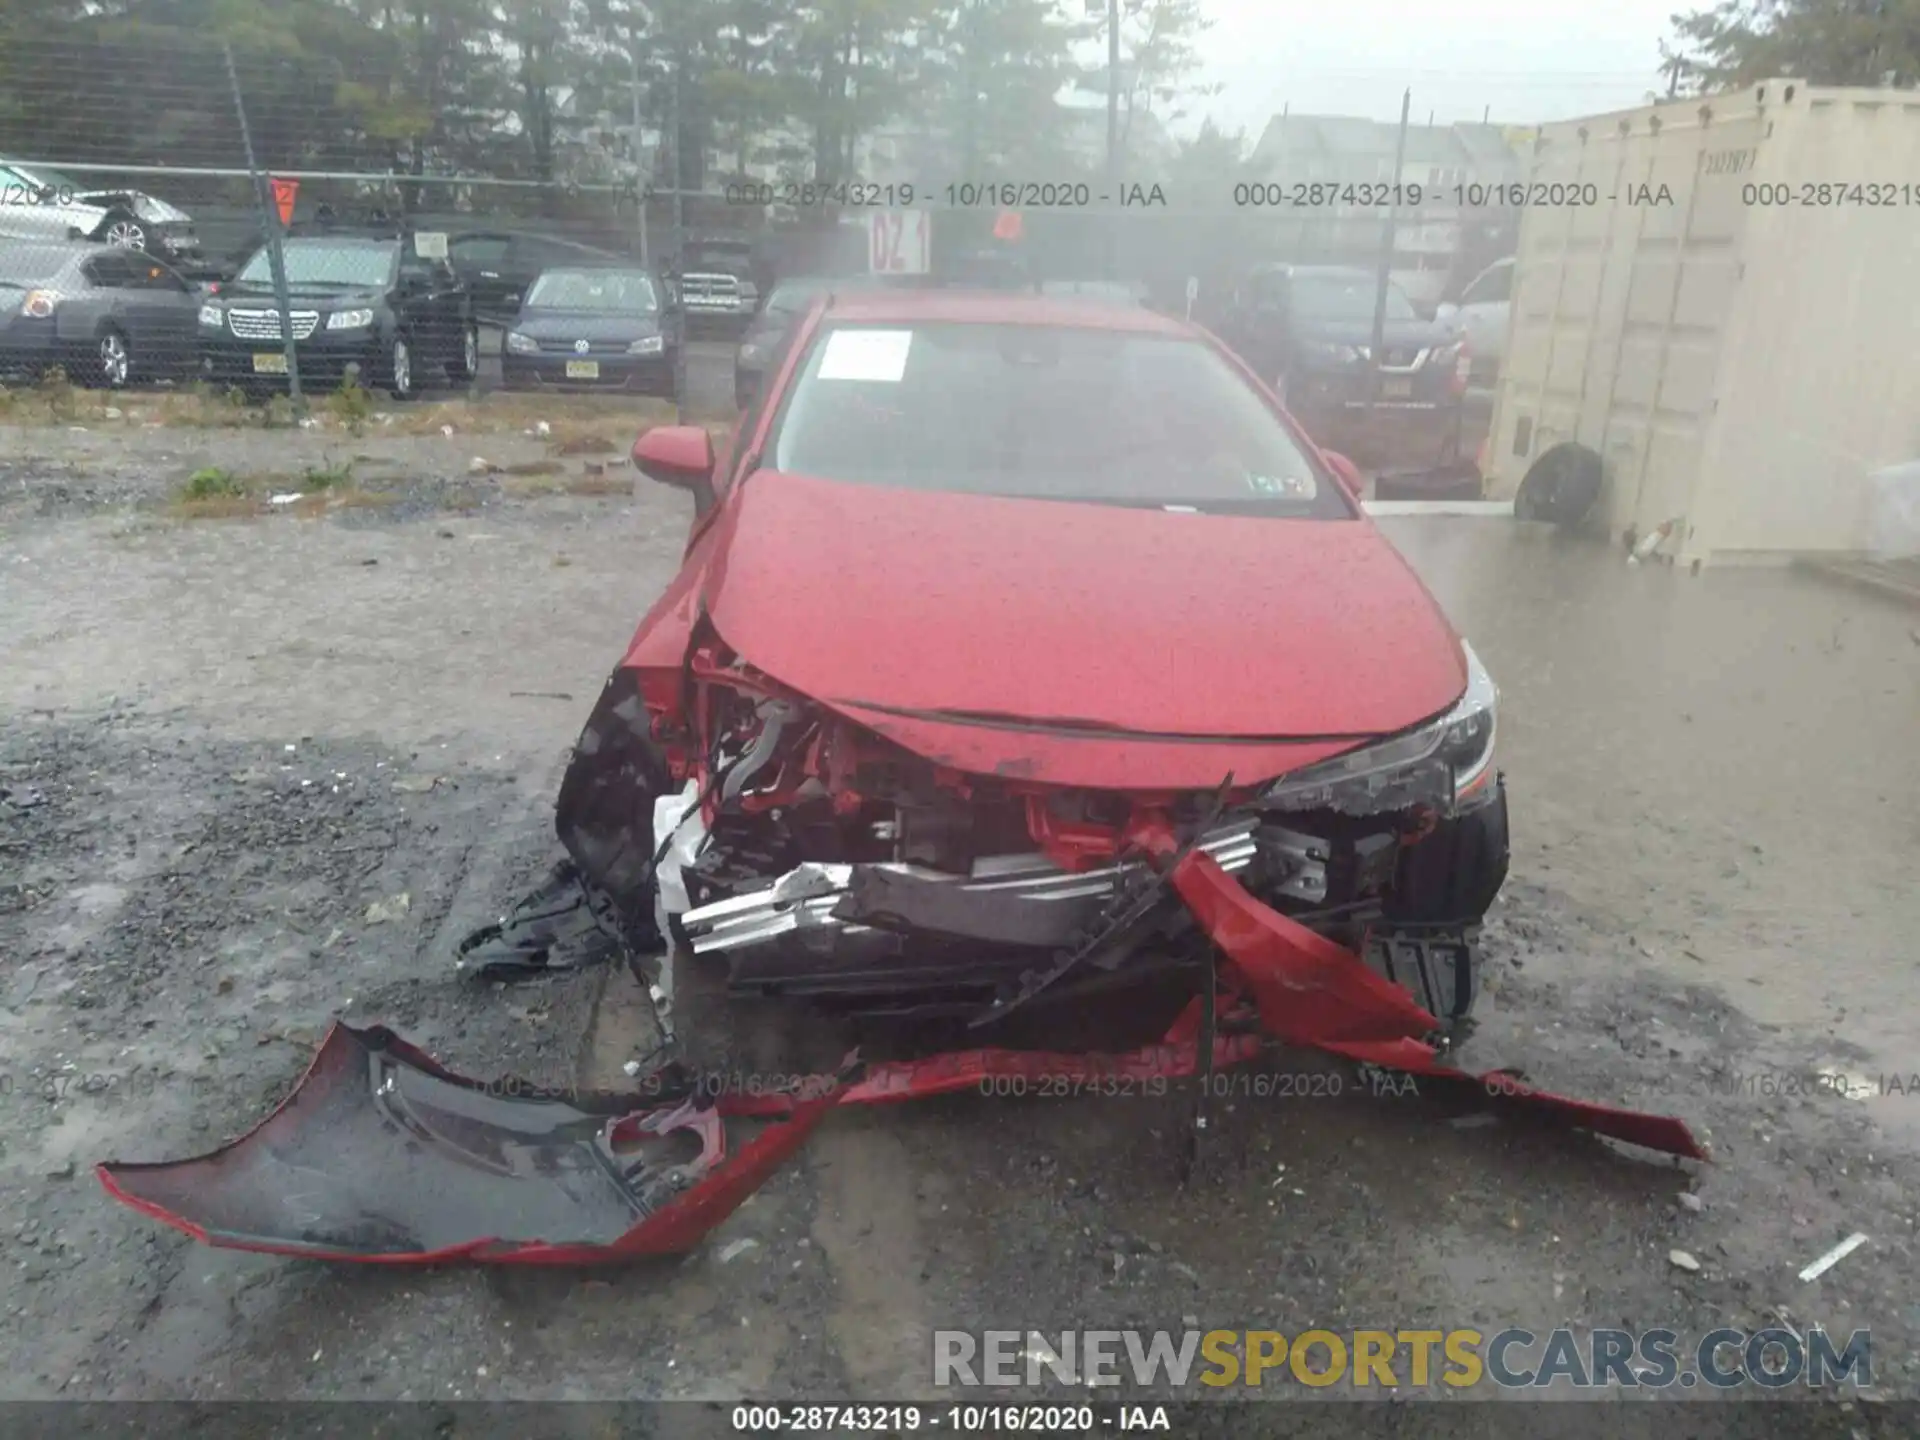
top-left (513, 310), bottom-right (663, 341)
top-left (1295, 315), bottom-right (1455, 349)
top-left (701, 472), bottom-right (1466, 753)
top-left (220, 284), bottom-right (384, 307)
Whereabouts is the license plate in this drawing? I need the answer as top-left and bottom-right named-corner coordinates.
top-left (566, 360), bottom-right (600, 379)
top-left (252, 352), bottom-right (288, 375)
top-left (1382, 377), bottom-right (1413, 399)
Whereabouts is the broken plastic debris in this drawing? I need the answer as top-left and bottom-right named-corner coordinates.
top-left (536, 421), bottom-right (551, 436)
top-left (717, 1238), bottom-right (760, 1264)
top-left (363, 893), bottom-right (412, 925)
top-left (269, 493), bottom-right (304, 506)
top-left (622, 1060), bottom-right (644, 1078)
top-left (1669, 1249), bottom-right (1701, 1273)
top-left (1798, 1232), bottom-right (1868, 1283)
top-left (441, 424), bottom-right (455, 437)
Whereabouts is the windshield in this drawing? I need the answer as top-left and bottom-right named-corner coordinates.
top-left (237, 240), bottom-right (395, 288)
top-left (768, 322), bottom-right (1345, 516)
top-left (1288, 272), bottom-right (1417, 324)
top-left (527, 268), bottom-right (658, 311)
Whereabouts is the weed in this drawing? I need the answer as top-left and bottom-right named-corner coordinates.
top-left (180, 466), bottom-right (246, 500)
top-left (302, 458), bottom-right (355, 492)
top-left (325, 376), bottom-right (374, 435)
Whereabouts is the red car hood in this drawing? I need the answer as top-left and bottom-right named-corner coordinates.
top-left (702, 472), bottom-right (1465, 780)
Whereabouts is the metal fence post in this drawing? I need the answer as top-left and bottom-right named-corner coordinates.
top-left (670, 42), bottom-right (686, 414)
top-left (222, 41), bottom-right (302, 406)
top-left (1367, 88), bottom-right (1412, 413)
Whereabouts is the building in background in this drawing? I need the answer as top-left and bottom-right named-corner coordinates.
top-left (1247, 113), bottom-right (1523, 304)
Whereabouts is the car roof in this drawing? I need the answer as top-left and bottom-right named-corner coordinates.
top-left (820, 286), bottom-right (1187, 335)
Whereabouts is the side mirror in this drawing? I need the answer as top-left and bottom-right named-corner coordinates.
top-left (633, 424), bottom-right (717, 516)
top-left (1322, 451), bottom-right (1365, 502)
top-left (1434, 301), bottom-right (1461, 326)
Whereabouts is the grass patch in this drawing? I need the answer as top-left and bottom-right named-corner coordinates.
top-left (301, 458), bottom-right (355, 492)
top-left (565, 473), bottom-right (631, 497)
top-left (324, 376), bottom-right (375, 435)
top-left (180, 466), bottom-right (248, 500)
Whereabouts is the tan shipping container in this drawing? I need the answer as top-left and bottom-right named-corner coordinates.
top-left (1484, 80), bottom-right (1920, 565)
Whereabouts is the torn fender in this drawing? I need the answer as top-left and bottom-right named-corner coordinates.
top-left (1167, 851), bottom-right (1709, 1161)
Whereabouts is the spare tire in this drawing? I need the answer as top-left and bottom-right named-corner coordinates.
top-left (1514, 441), bottom-right (1604, 527)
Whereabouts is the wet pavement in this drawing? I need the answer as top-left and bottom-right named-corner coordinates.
top-left (0, 460), bottom-right (1916, 1416)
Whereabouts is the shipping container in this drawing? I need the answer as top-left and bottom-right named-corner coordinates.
top-left (1484, 80), bottom-right (1920, 565)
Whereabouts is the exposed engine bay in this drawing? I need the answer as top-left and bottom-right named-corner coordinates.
top-left (558, 626), bottom-right (1510, 1048)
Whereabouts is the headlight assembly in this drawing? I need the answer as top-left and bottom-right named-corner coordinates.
top-left (1264, 640), bottom-right (1498, 816)
top-left (505, 330), bottom-right (539, 355)
top-left (326, 309), bottom-right (374, 331)
top-left (628, 334), bottom-right (665, 355)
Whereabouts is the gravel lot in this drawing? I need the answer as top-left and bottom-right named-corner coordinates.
top-left (1, 378), bottom-right (1917, 1430)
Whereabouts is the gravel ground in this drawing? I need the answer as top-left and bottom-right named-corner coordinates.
top-left (1, 401), bottom-right (1917, 1430)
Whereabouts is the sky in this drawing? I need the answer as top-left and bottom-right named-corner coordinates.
top-left (1183, 0), bottom-right (1688, 140)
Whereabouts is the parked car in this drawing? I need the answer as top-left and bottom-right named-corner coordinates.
top-left (570, 286), bottom-right (1508, 1068)
top-left (734, 274), bottom-right (876, 408)
top-left (447, 230), bottom-right (628, 323)
top-left (0, 158), bottom-right (209, 276)
top-left (670, 234), bottom-right (760, 323)
top-left (501, 264), bottom-right (680, 395)
top-left (0, 239), bottom-right (203, 388)
top-left (197, 229), bottom-right (477, 400)
top-left (1217, 263), bottom-right (1473, 489)
top-left (1435, 256), bottom-right (1513, 385)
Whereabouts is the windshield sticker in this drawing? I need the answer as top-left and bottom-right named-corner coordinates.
top-left (1249, 472), bottom-right (1317, 499)
top-left (413, 231), bottom-right (448, 260)
top-left (818, 329), bottom-right (912, 383)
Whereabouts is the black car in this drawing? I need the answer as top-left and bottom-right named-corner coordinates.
top-left (197, 230), bottom-right (477, 399)
top-left (0, 238), bottom-right (203, 387)
top-left (447, 230), bottom-right (628, 323)
top-left (1218, 263), bottom-right (1469, 470)
top-left (501, 265), bottom-right (679, 395)
top-left (733, 274), bottom-right (878, 409)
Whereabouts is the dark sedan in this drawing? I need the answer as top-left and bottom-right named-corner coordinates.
top-left (735, 275), bottom-right (878, 408)
top-left (501, 266), bottom-right (679, 395)
top-left (1219, 264), bottom-right (1471, 477)
top-left (0, 238), bottom-right (201, 388)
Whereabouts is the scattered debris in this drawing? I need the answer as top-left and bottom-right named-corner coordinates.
top-left (1677, 1192), bottom-right (1704, 1213)
top-left (363, 892), bottom-right (412, 925)
top-left (44, 1160), bottom-right (76, 1181)
top-left (268, 493), bottom-right (303, 506)
top-left (1668, 1249), bottom-right (1701, 1273)
top-left (622, 1060), bottom-right (644, 1077)
top-left (468, 457), bottom-right (500, 475)
top-left (392, 776), bottom-right (443, 794)
top-left (717, 1239), bottom-right (760, 1264)
top-left (1798, 1232), bottom-right (1868, 1283)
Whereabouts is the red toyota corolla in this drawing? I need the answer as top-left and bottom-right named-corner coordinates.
top-left (564, 286), bottom-right (1508, 1067)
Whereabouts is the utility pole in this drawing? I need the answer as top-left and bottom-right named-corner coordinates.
top-left (629, 30), bottom-right (649, 267)
top-left (224, 41), bottom-right (301, 406)
top-left (1105, 0), bottom-right (1121, 279)
top-left (1367, 88), bottom-right (1411, 411)
top-left (670, 38), bottom-right (686, 412)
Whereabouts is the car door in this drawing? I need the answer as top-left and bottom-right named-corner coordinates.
top-left (126, 255), bottom-right (201, 375)
top-left (1454, 260), bottom-right (1512, 366)
top-left (448, 232), bottom-right (513, 317)
top-left (395, 245), bottom-right (448, 365)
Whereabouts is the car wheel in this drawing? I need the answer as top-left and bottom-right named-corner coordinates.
top-left (448, 322), bottom-right (479, 383)
top-left (383, 334), bottom-right (416, 401)
top-left (92, 326), bottom-right (133, 389)
top-left (98, 211), bottom-right (149, 251)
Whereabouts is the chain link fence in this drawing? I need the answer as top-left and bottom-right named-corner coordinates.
top-left (0, 22), bottom-right (1522, 407)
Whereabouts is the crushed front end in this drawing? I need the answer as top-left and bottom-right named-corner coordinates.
top-left (556, 628), bottom-right (1508, 1056)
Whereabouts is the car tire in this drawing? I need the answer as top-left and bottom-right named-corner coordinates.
top-left (447, 322), bottom-right (479, 385)
top-left (97, 210), bottom-right (149, 252)
top-left (382, 333), bottom-right (417, 401)
top-left (91, 326), bottom-right (133, 389)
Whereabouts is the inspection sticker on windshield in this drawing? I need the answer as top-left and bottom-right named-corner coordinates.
top-left (818, 329), bottom-right (912, 382)
top-left (413, 231), bottom-right (448, 260)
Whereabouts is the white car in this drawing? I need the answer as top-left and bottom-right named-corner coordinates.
top-left (1435, 256), bottom-right (1512, 383)
top-left (0, 158), bottom-right (207, 275)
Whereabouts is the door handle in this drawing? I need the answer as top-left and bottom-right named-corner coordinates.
top-left (480, 271), bottom-right (500, 278)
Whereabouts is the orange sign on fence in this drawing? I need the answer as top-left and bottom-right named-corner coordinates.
top-left (992, 209), bottom-right (1023, 242)
top-left (270, 176), bottom-right (299, 226)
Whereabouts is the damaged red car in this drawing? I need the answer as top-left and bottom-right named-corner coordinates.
top-left (566, 288), bottom-right (1509, 1066)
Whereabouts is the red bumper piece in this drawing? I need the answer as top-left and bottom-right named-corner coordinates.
top-left (1168, 851), bottom-right (1707, 1161)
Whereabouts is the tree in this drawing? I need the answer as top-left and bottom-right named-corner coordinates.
top-left (924, 0), bottom-right (1083, 175)
top-left (1666, 0), bottom-right (1920, 92)
top-left (1080, 0), bottom-right (1220, 172)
